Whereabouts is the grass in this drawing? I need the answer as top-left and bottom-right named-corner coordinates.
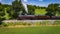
top-left (35, 9), bottom-right (46, 15)
top-left (0, 26), bottom-right (60, 34)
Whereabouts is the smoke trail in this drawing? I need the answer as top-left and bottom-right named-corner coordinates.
top-left (21, 0), bottom-right (28, 15)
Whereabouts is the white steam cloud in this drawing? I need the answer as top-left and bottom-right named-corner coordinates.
top-left (21, 0), bottom-right (43, 15)
top-left (21, 0), bottom-right (28, 15)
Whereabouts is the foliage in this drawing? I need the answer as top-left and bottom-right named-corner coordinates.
top-left (35, 9), bottom-right (46, 15)
top-left (46, 3), bottom-right (60, 16)
top-left (0, 0), bottom-right (60, 25)
top-left (1, 23), bottom-right (8, 27)
top-left (27, 5), bottom-right (35, 15)
top-left (12, 0), bottom-right (22, 18)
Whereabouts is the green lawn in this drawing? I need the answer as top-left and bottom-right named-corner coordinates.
top-left (35, 9), bottom-right (46, 15)
top-left (0, 26), bottom-right (60, 34)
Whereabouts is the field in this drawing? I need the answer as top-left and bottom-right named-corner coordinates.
top-left (0, 20), bottom-right (60, 34)
top-left (35, 9), bottom-right (46, 15)
top-left (0, 26), bottom-right (60, 34)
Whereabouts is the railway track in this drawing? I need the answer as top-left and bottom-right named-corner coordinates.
top-left (2, 20), bottom-right (57, 23)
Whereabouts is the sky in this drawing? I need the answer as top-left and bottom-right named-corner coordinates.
top-left (0, 0), bottom-right (60, 7)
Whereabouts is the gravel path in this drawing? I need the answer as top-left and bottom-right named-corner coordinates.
top-left (2, 20), bottom-right (57, 23)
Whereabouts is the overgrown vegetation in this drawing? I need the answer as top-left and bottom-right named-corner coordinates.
top-left (0, 20), bottom-right (60, 27)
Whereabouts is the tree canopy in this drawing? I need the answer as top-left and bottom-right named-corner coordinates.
top-left (45, 3), bottom-right (60, 16)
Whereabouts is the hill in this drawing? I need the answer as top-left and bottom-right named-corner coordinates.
top-left (35, 9), bottom-right (47, 15)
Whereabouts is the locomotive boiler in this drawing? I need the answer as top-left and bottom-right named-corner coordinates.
top-left (17, 15), bottom-right (60, 20)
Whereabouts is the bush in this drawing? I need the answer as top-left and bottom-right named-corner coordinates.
top-left (22, 23), bottom-right (27, 25)
top-left (2, 23), bottom-right (8, 27)
top-left (0, 22), bottom-right (2, 25)
top-left (53, 20), bottom-right (60, 25)
top-left (27, 23), bottom-right (32, 26)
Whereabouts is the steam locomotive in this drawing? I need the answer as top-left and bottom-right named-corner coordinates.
top-left (17, 15), bottom-right (60, 20)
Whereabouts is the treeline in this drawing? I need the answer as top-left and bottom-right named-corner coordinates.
top-left (0, 0), bottom-right (60, 24)
top-left (27, 5), bottom-right (46, 15)
top-left (0, 0), bottom-right (46, 20)
top-left (46, 3), bottom-right (60, 17)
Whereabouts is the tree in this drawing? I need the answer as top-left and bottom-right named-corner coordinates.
top-left (3, 8), bottom-right (11, 20)
top-left (56, 7), bottom-right (60, 16)
top-left (0, 3), bottom-right (1, 5)
top-left (12, 0), bottom-right (22, 18)
top-left (27, 5), bottom-right (35, 15)
top-left (12, 0), bottom-right (20, 11)
top-left (0, 3), bottom-right (3, 11)
top-left (0, 3), bottom-right (4, 25)
top-left (46, 3), bottom-right (60, 16)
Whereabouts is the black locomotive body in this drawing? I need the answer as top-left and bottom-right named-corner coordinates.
top-left (17, 15), bottom-right (60, 20)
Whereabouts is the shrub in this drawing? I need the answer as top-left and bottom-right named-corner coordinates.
top-left (53, 20), bottom-right (60, 25)
top-left (22, 23), bottom-right (27, 25)
top-left (27, 23), bottom-right (32, 26)
top-left (2, 23), bottom-right (8, 27)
